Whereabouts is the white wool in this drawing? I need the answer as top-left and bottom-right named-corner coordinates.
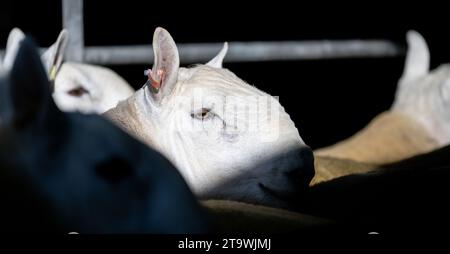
top-left (108, 65), bottom-right (305, 196)
top-left (53, 63), bottom-right (134, 114)
top-left (393, 64), bottom-right (450, 146)
top-left (314, 111), bottom-right (438, 164)
top-left (105, 28), bottom-right (312, 209)
top-left (315, 31), bottom-right (450, 168)
top-left (3, 28), bottom-right (135, 114)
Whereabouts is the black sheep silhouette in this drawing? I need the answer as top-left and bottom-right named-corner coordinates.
top-left (0, 37), bottom-right (209, 233)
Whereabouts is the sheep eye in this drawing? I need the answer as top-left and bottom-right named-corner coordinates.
top-left (68, 87), bottom-right (89, 97)
top-left (191, 108), bottom-right (214, 120)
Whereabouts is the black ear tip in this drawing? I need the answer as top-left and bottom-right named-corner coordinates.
top-left (16, 36), bottom-right (40, 60)
top-left (7, 35), bottom-right (61, 129)
top-left (12, 35), bottom-right (49, 83)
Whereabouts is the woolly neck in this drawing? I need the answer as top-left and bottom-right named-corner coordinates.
top-left (314, 111), bottom-right (439, 165)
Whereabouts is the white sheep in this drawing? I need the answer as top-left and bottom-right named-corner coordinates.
top-left (105, 27), bottom-right (315, 210)
top-left (315, 31), bottom-right (448, 166)
top-left (0, 36), bottom-right (208, 233)
top-left (3, 28), bottom-right (135, 114)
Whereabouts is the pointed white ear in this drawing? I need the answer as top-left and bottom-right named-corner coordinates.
top-left (206, 42), bottom-right (228, 68)
top-left (3, 28), bottom-right (26, 70)
top-left (400, 30), bottom-right (430, 83)
top-left (147, 27), bottom-right (180, 102)
top-left (41, 29), bottom-right (69, 79)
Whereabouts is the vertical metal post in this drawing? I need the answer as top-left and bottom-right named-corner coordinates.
top-left (62, 0), bottom-right (84, 62)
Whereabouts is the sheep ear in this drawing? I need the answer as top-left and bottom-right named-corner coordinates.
top-left (3, 28), bottom-right (26, 70)
top-left (400, 30), bottom-right (430, 84)
top-left (42, 29), bottom-right (69, 80)
top-left (146, 27), bottom-right (179, 103)
top-left (206, 42), bottom-right (228, 68)
top-left (3, 37), bottom-right (61, 129)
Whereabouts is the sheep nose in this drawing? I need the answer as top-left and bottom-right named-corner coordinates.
top-left (284, 147), bottom-right (315, 189)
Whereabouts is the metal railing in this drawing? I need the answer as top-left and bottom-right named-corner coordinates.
top-left (0, 0), bottom-right (404, 65)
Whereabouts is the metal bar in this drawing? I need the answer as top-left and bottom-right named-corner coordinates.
top-left (0, 40), bottom-right (403, 65)
top-left (83, 40), bottom-right (403, 65)
top-left (62, 0), bottom-right (84, 62)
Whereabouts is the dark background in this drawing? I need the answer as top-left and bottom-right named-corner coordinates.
top-left (1, 1), bottom-right (448, 149)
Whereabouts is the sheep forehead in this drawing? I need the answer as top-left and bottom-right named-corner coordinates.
top-left (179, 65), bottom-right (289, 104)
top-left (161, 67), bottom-right (299, 141)
top-left (168, 66), bottom-right (285, 111)
top-left (77, 63), bottom-right (129, 90)
top-left (55, 63), bottom-right (93, 90)
top-left (432, 65), bottom-right (450, 86)
top-left (416, 64), bottom-right (450, 86)
top-left (398, 64), bottom-right (450, 101)
top-left (177, 65), bottom-right (261, 93)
